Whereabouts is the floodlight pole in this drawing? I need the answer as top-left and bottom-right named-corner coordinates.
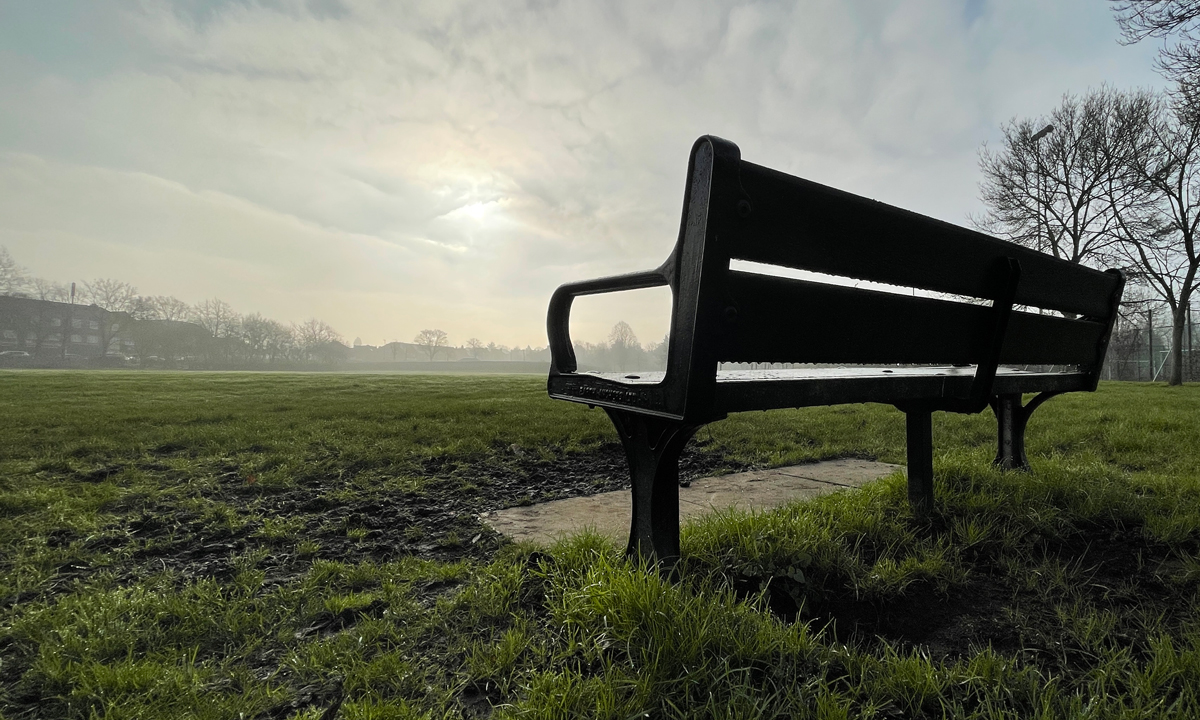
top-left (1031, 124), bottom-right (1055, 257)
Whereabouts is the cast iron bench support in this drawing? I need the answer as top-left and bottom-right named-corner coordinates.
top-left (906, 408), bottom-right (935, 517)
top-left (606, 410), bottom-right (698, 558)
top-left (546, 135), bottom-right (1125, 565)
top-left (991, 392), bottom-right (1062, 471)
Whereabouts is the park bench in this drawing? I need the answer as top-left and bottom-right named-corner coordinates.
top-left (546, 135), bottom-right (1125, 562)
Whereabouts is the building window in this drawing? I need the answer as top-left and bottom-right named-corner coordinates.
top-left (51, 318), bottom-right (62, 327)
top-left (2, 330), bottom-right (14, 340)
top-left (72, 319), bottom-right (82, 329)
top-left (48, 333), bottom-right (61, 342)
top-left (88, 320), bottom-right (99, 330)
top-left (87, 335), bottom-right (99, 344)
top-left (70, 334), bottom-right (83, 343)
top-left (122, 339), bottom-right (135, 346)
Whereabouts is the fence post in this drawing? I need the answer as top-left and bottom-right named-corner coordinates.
top-left (1148, 307), bottom-right (1154, 382)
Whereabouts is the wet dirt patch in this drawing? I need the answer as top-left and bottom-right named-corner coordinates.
top-left (52, 442), bottom-right (751, 593)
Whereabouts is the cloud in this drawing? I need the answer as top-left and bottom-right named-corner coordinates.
top-left (0, 0), bottom-right (1167, 346)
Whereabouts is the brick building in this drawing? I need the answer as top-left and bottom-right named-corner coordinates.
top-left (0, 295), bottom-right (135, 359)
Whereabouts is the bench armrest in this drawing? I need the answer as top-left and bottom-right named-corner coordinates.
top-left (547, 270), bottom-right (668, 375)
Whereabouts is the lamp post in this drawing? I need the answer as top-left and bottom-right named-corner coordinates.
top-left (1031, 124), bottom-right (1055, 257)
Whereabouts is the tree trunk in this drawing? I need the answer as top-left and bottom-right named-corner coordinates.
top-left (1171, 304), bottom-right (1188, 385)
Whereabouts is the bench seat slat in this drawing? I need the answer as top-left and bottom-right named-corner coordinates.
top-left (548, 366), bottom-right (1091, 417)
top-left (722, 271), bottom-right (1105, 367)
top-left (735, 162), bottom-right (1121, 319)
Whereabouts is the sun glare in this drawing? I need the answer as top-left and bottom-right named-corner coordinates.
top-left (441, 199), bottom-right (503, 223)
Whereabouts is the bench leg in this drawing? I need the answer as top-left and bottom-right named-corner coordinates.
top-left (905, 409), bottom-right (935, 517)
top-left (990, 392), bottom-right (1060, 471)
top-left (604, 409), bottom-right (700, 565)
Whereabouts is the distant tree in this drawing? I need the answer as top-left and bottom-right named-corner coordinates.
top-left (295, 318), bottom-right (343, 362)
top-left (31, 277), bottom-right (70, 302)
top-left (264, 320), bottom-right (297, 363)
top-left (241, 313), bottom-right (277, 362)
top-left (608, 321), bottom-right (639, 370)
top-left (82, 278), bottom-right (140, 313)
top-left (295, 318), bottom-right (341, 346)
top-left (414, 329), bottom-right (449, 360)
top-left (647, 333), bottom-right (670, 369)
top-left (76, 279), bottom-right (144, 355)
top-left (0, 246), bottom-right (30, 296)
top-left (188, 298), bottom-right (241, 364)
top-left (146, 295), bottom-right (192, 322)
top-left (190, 298), bottom-right (240, 338)
top-left (466, 337), bottom-right (484, 358)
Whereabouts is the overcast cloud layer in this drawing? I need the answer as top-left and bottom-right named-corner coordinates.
top-left (0, 0), bottom-right (1167, 347)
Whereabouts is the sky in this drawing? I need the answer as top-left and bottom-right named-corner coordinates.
top-left (0, 0), bottom-right (1169, 349)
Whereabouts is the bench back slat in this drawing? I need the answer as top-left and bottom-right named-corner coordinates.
top-left (721, 272), bottom-right (1106, 367)
top-left (732, 162), bottom-right (1122, 319)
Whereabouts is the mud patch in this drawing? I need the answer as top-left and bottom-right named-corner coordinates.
top-left (56, 442), bottom-right (749, 592)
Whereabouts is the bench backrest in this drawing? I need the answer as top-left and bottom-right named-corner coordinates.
top-left (547, 136), bottom-right (1124, 422)
top-left (655, 136), bottom-right (1123, 419)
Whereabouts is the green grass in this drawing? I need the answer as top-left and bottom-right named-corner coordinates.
top-left (2, 372), bottom-right (1200, 718)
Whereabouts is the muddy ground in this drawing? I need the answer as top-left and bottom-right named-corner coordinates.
top-left (57, 442), bottom-right (752, 597)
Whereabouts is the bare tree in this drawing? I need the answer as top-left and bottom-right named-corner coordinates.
top-left (1113, 0), bottom-right (1200, 95)
top-left (414, 329), bottom-right (449, 361)
top-left (241, 313), bottom-right (279, 363)
top-left (1110, 89), bottom-right (1200, 384)
top-left (295, 318), bottom-right (343, 362)
top-left (31, 278), bottom-right (70, 302)
top-left (976, 89), bottom-right (1145, 271)
top-left (82, 278), bottom-right (140, 313)
top-left (0, 246), bottom-right (30, 296)
top-left (263, 319), bottom-right (297, 363)
top-left (146, 295), bottom-right (192, 322)
top-left (608, 321), bottom-right (639, 371)
top-left (190, 298), bottom-right (240, 338)
top-left (466, 337), bottom-right (484, 359)
top-left (647, 333), bottom-right (670, 370)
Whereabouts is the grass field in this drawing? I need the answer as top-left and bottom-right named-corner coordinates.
top-left (1, 372), bottom-right (1199, 719)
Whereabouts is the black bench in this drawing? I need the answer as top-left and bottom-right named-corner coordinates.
top-left (546, 136), bottom-right (1125, 562)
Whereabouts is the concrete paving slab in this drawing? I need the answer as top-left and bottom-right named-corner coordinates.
top-left (482, 458), bottom-right (901, 546)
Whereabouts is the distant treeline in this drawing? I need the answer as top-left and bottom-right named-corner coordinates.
top-left (0, 247), bottom-right (668, 371)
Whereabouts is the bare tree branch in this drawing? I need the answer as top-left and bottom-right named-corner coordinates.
top-left (975, 88), bottom-right (1148, 272)
top-left (1112, 0), bottom-right (1200, 94)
